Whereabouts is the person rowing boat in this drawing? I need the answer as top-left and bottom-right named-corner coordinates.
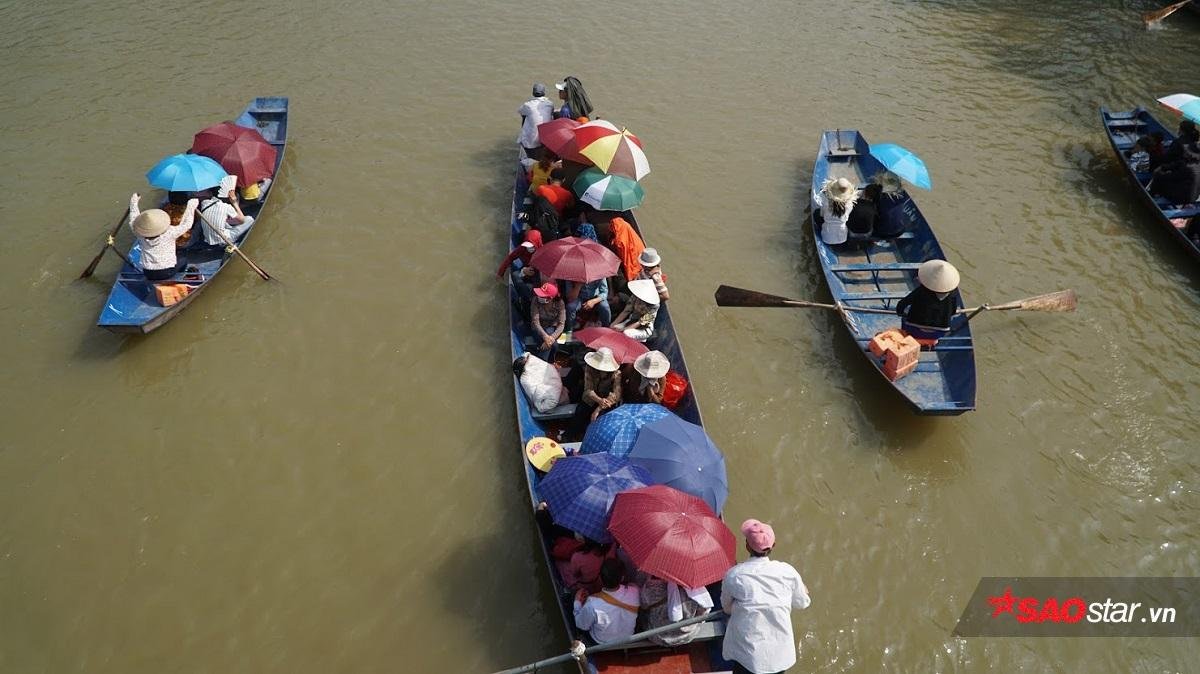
top-left (895, 260), bottom-right (961, 344)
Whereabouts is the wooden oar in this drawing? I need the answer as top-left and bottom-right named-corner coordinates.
top-left (714, 285), bottom-right (896, 315)
top-left (957, 289), bottom-right (1077, 316)
top-left (79, 207), bottom-right (130, 278)
top-left (1144, 0), bottom-right (1195, 25)
top-left (206, 224), bottom-right (272, 281)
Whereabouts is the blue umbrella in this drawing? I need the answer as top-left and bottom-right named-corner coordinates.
top-left (146, 153), bottom-right (228, 192)
top-left (869, 143), bottom-right (932, 190)
top-left (627, 416), bottom-right (729, 515)
top-left (536, 454), bottom-right (653, 543)
top-left (579, 403), bottom-right (672, 457)
top-left (1180, 99), bottom-right (1200, 124)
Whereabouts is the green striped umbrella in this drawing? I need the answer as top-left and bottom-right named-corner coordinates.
top-left (573, 167), bottom-right (645, 211)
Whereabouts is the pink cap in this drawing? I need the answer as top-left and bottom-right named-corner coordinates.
top-left (740, 519), bottom-right (775, 553)
top-left (520, 241), bottom-right (536, 251)
top-left (533, 282), bottom-right (559, 299)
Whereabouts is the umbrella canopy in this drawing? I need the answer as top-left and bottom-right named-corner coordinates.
top-left (1158, 93), bottom-right (1199, 113)
top-left (145, 153), bottom-right (228, 192)
top-left (627, 415), bottom-right (728, 514)
top-left (537, 453), bottom-right (653, 543)
top-left (579, 403), bottom-right (672, 457)
top-left (574, 167), bottom-right (645, 211)
top-left (191, 122), bottom-right (277, 187)
top-left (869, 143), bottom-right (932, 190)
top-left (537, 118), bottom-right (588, 164)
top-left (529, 236), bottom-right (620, 282)
top-left (575, 120), bottom-right (650, 181)
top-left (608, 485), bottom-right (736, 589)
top-left (573, 327), bottom-right (649, 364)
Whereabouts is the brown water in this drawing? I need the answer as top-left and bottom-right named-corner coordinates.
top-left (2, 0), bottom-right (1199, 672)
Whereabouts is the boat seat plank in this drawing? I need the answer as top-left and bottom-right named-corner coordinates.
top-left (1163, 205), bottom-right (1200, 219)
top-left (830, 262), bottom-right (922, 272)
top-left (839, 291), bottom-right (911, 300)
top-left (531, 403), bottom-right (577, 422)
top-left (589, 619), bottom-right (726, 653)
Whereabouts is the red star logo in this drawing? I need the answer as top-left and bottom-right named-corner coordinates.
top-left (988, 586), bottom-right (1016, 617)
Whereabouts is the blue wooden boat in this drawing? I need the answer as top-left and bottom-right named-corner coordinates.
top-left (505, 154), bottom-right (728, 671)
top-left (1100, 107), bottom-right (1200, 263)
top-left (97, 97), bottom-right (288, 334)
top-left (810, 129), bottom-right (977, 415)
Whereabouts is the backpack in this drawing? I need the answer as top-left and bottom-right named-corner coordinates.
top-left (530, 194), bottom-right (563, 241)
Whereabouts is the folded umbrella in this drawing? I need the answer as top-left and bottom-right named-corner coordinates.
top-left (145, 153), bottom-right (228, 192)
top-left (869, 143), bottom-right (932, 190)
top-left (537, 118), bottom-right (588, 164)
top-left (574, 167), bottom-right (645, 211)
top-left (575, 120), bottom-right (650, 181)
top-left (608, 485), bottom-right (736, 589)
top-left (573, 327), bottom-right (649, 364)
top-left (537, 453), bottom-right (653, 543)
top-left (529, 236), bottom-right (620, 282)
top-left (579, 403), bottom-right (672, 457)
top-left (627, 415), bottom-right (728, 514)
top-left (191, 121), bottom-right (277, 187)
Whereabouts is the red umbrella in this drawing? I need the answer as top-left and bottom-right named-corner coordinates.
top-left (530, 236), bottom-right (619, 282)
top-left (537, 118), bottom-right (589, 164)
top-left (573, 327), bottom-right (648, 364)
top-left (608, 485), bottom-right (736, 589)
top-left (191, 122), bottom-right (277, 187)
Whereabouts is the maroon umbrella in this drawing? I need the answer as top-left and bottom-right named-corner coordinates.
top-left (608, 485), bottom-right (736, 589)
top-left (573, 327), bottom-right (648, 364)
top-left (537, 118), bottom-right (589, 164)
top-left (191, 122), bottom-right (277, 187)
top-left (529, 236), bottom-right (619, 282)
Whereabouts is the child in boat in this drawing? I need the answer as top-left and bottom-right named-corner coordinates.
top-left (1127, 137), bottom-right (1152, 173)
top-left (895, 260), bottom-right (960, 344)
top-left (128, 192), bottom-right (198, 280)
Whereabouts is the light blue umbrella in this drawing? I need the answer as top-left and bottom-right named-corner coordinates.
top-left (627, 415), bottom-right (728, 515)
top-left (869, 143), bottom-right (932, 190)
top-left (579, 403), bottom-right (672, 457)
top-left (146, 153), bottom-right (228, 192)
top-left (1179, 99), bottom-right (1200, 124)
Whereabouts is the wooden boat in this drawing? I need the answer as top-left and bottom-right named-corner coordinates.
top-left (1100, 107), bottom-right (1200, 262)
top-left (505, 154), bottom-right (729, 671)
top-left (810, 129), bottom-right (976, 415)
top-left (97, 97), bottom-right (289, 334)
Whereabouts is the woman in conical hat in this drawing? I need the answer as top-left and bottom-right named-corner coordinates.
top-left (895, 259), bottom-right (961, 343)
top-left (812, 177), bottom-right (858, 245)
top-left (127, 192), bottom-right (199, 281)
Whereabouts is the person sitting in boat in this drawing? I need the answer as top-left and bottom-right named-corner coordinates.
top-left (625, 350), bottom-right (669, 405)
top-left (574, 558), bottom-right (639, 645)
top-left (1150, 120), bottom-right (1200, 205)
top-left (518, 82), bottom-right (554, 161)
top-left (531, 282), bottom-right (566, 359)
top-left (556, 76), bottom-right (594, 121)
top-left (637, 575), bottom-right (713, 647)
top-left (564, 536), bottom-right (614, 593)
top-left (527, 148), bottom-right (559, 194)
top-left (198, 176), bottom-right (254, 246)
top-left (846, 183), bottom-right (880, 245)
top-left (610, 279), bottom-right (660, 341)
top-left (496, 240), bottom-right (538, 279)
top-left (597, 214), bottom-right (646, 293)
top-left (534, 167), bottom-right (575, 217)
top-left (811, 177), bottom-right (857, 245)
top-left (128, 192), bottom-right (198, 281)
top-left (872, 170), bottom-right (910, 238)
top-left (636, 248), bottom-right (669, 302)
top-left (895, 260), bottom-right (960, 344)
top-left (565, 275), bottom-right (610, 331)
top-left (1126, 136), bottom-right (1154, 173)
top-left (571, 347), bottom-right (622, 431)
top-left (239, 176), bottom-right (273, 203)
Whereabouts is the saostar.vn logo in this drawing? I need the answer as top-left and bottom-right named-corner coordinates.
top-left (986, 586), bottom-right (1177, 625)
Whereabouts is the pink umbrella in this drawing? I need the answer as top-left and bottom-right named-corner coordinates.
top-left (537, 118), bottom-right (589, 164)
top-left (573, 327), bottom-right (649, 364)
top-left (529, 236), bottom-right (620, 282)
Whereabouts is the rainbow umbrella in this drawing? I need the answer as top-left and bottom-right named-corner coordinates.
top-left (575, 120), bottom-right (650, 181)
top-left (573, 167), bottom-right (645, 211)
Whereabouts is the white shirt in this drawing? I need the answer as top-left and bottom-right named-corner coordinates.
top-left (128, 195), bottom-right (195, 271)
top-left (573, 584), bottom-right (640, 644)
top-left (721, 556), bottom-right (811, 673)
top-left (517, 96), bottom-right (554, 149)
top-left (812, 187), bottom-right (854, 245)
top-left (198, 198), bottom-right (242, 245)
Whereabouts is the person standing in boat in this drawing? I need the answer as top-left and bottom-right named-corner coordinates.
top-left (871, 171), bottom-right (910, 239)
top-left (721, 519), bottom-right (811, 674)
top-left (127, 192), bottom-right (198, 281)
top-left (198, 176), bottom-right (254, 246)
top-left (811, 177), bottom-right (857, 245)
top-left (518, 82), bottom-right (554, 160)
top-left (895, 260), bottom-right (961, 344)
top-left (556, 76), bottom-right (594, 121)
top-left (573, 558), bottom-right (639, 645)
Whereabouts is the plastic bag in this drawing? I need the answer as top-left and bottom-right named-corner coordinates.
top-left (662, 370), bottom-right (688, 409)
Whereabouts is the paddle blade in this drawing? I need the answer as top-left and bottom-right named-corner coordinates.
top-left (991, 289), bottom-right (1077, 313)
top-left (1144, 0), bottom-right (1193, 25)
top-left (714, 285), bottom-right (793, 308)
top-left (79, 247), bottom-right (108, 278)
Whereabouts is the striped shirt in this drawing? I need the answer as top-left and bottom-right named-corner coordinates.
top-left (198, 198), bottom-right (242, 245)
top-left (638, 266), bottom-right (668, 300)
